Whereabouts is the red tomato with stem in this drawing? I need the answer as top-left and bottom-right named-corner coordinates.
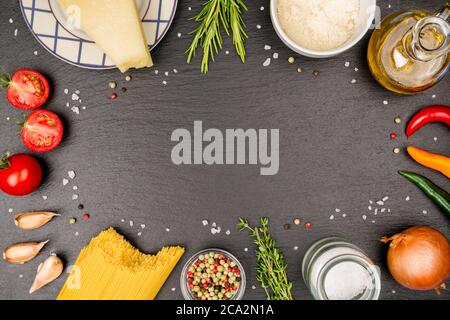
top-left (21, 110), bottom-right (64, 152)
top-left (0, 152), bottom-right (42, 196)
top-left (0, 69), bottom-right (50, 110)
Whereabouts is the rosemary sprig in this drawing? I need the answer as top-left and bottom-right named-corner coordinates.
top-left (186, 0), bottom-right (248, 73)
top-left (238, 217), bottom-right (294, 300)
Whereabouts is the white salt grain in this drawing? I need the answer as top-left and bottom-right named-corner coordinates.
top-left (264, 45), bottom-right (271, 50)
top-left (71, 93), bottom-right (79, 101)
top-left (63, 178), bottom-right (69, 186)
top-left (273, 52), bottom-right (279, 59)
top-left (164, 71), bottom-right (169, 76)
top-left (8, 208), bottom-right (13, 213)
top-left (422, 210), bottom-right (428, 215)
top-left (64, 88), bottom-right (69, 94)
top-left (382, 196), bottom-right (389, 201)
top-left (71, 106), bottom-right (80, 114)
top-left (330, 215), bottom-right (335, 220)
top-left (137, 232), bottom-right (142, 237)
top-left (376, 201), bottom-right (384, 206)
top-left (72, 194), bottom-right (78, 200)
top-left (293, 246), bottom-right (299, 251)
top-left (9, 18), bottom-right (13, 23)
top-left (202, 220), bottom-right (209, 226)
top-left (405, 196), bottom-right (410, 201)
top-left (68, 171), bottom-right (76, 179)
top-left (14, 29), bottom-right (18, 37)
top-left (166, 228), bottom-right (170, 232)
top-left (225, 230), bottom-right (231, 235)
top-left (362, 215), bottom-right (367, 221)
top-left (351, 79), bottom-right (357, 84)
top-left (263, 58), bottom-right (271, 67)
top-left (129, 220), bottom-right (134, 227)
top-left (383, 100), bottom-right (389, 105)
top-left (73, 186), bottom-right (78, 190)
top-left (42, 195), bottom-right (48, 200)
top-left (335, 208), bottom-right (341, 213)
top-left (244, 248), bottom-right (248, 252)
top-left (345, 61), bottom-right (350, 67)
top-left (140, 224), bottom-right (146, 229)
top-left (256, 24), bottom-right (261, 29)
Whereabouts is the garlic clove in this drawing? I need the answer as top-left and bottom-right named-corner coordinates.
top-left (3, 240), bottom-right (49, 264)
top-left (29, 254), bottom-right (64, 294)
top-left (14, 212), bottom-right (60, 230)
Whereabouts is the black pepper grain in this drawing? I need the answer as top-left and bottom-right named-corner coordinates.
top-left (78, 204), bottom-right (84, 210)
top-left (283, 224), bottom-right (290, 230)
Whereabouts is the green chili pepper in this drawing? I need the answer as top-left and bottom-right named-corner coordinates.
top-left (399, 171), bottom-right (450, 217)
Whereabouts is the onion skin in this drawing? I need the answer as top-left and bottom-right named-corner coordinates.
top-left (381, 226), bottom-right (450, 291)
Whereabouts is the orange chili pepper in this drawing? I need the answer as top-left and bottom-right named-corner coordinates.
top-left (407, 146), bottom-right (450, 178)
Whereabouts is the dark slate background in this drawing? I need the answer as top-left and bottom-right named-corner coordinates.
top-left (0, 0), bottom-right (449, 300)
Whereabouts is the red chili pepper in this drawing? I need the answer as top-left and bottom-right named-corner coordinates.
top-left (406, 105), bottom-right (450, 138)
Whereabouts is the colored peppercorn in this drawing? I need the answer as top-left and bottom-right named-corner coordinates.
top-left (186, 251), bottom-right (242, 300)
top-left (110, 93), bottom-right (118, 100)
top-left (399, 171), bottom-right (450, 217)
top-left (390, 133), bottom-right (397, 140)
top-left (82, 213), bottom-right (90, 220)
top-left (305, 222), bottom-right (312, 230)
top-left (406, 105), bottom-right (450, 138)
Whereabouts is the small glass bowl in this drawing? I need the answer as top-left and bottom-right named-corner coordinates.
top-left (180, 248), bottom-right (246, 300)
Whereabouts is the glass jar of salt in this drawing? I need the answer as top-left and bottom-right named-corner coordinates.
top-left (302, 237), bottom-right (381, 300)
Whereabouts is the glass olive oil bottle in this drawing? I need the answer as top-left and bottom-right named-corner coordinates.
top-left (368, 3), bottom-right (450, 94)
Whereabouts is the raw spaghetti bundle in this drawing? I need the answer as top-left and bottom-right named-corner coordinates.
top-left (57, 228), bottom-right (184, 300)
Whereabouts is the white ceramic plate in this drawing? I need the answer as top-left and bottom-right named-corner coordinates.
top-left (19, 0), bottom-right (178, 69)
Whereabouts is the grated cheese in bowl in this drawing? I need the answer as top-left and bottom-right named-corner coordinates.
top-left (277, 0), bottom-right (360, 51)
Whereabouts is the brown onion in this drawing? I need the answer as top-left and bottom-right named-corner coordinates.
top-left (381, 226), bottom-right (450, 290)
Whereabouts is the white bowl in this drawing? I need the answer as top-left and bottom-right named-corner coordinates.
top-left (270, 0), bottom-right (377, 58)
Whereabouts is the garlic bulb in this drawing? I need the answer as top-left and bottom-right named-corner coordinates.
top-left (3, 240), bottom-right (49, 264)
top-left (30, 254), bottom-right (64, 294)
top-left (14, 212), bottom-right (59, 230)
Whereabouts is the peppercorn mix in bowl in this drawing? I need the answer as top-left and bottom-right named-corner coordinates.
top-left (180, 248), bottom-right (246, 300)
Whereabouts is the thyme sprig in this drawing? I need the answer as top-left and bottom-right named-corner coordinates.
top-left (238, 217), bottom-right (294, 300)
top-left (186, 0), bottom-right (248, 73)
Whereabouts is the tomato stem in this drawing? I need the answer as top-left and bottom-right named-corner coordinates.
top-left (0, 151), bottom-right (11, 170)
top-left (0, 71), bottom-right (11, 89)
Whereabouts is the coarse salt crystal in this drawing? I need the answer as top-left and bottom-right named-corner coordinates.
top-left (244, 248), bottom-right (248, 252)
top-left (202, 220), bottom-right (209, 226)
top-left (264, 45), bottom-right (271, 50)
top-left (171, 288), bottom-right (176, 292)
top-left (121, 219), bottom-right (125, 222)
top-left (9, 18), bottom-right (13, 23)
top-left (371, 220), bottom-right (376, 223)
top-left (71, 106), bottom-right (80, 114)
top-left (173, 69), bottom-right (178, 74)
top-left (140, 224), bottom-right (146, 229)
top-left (335, 208), bottom-right (341, 213)
top-left (42, 195), bottom-right (48, 200)
top-left (14, 29), bottom-right (18, 37)
top-left (162, 81), bottom-right (167, 85)
top-left (342, 213), bottom-right (347, 218)
top-left (71, 93), bottom-right (79, 101)
top-left (211, 228), bottom-right (217, 235)
top-left (166, 227), bottom-right (170, 232)
top-left (72, 194), bottom-right (78, 200)
top-left (422, 210), bottom-right (427, 214)
top-left (293, 246), bottom-right (299, 250)
top-left (73, 186), bottom-right (78, 190)
top-left (263, 58), bottom-right (271, 67)
top-left (164, 71), bottom-right (169, 76)
top-left (256, 24), bottom-right (261, 29)
top-left (75, 232), bottom-right (79, 236)
top-left (273, 52), bottom-right (279, 59)
top-left (129, 220), bottom-right (134, 227)
top-left (137, 232), bottom-right (142, 236)
top-left (351, 79), bottom-right (357, 84)
top-left (177, 33), bottom-right (181, 38)
top-left (433, 137), bottom-right (438, 142)
top-left (368, 206), bottom-right (372, 210)
top-left (345, 62), bottom-right (350, 67)
top-left (405, 196), bottom-right (410, 201)
top-left (382, 196), bottom-right (389, 201)
top-left (8, 208), bottom-right (13, 213)
top-left (374, 208), bottom-right (378, 215)
top-left (362, 215), bottom-right (367, 220)
top-left (212, 222), bottom-right (216, 227)
top-left (260, 6), bottom-right (264, 11)
top-left (63, 178), bottom-right (69, 186)
top-left (64, 89), bottom-right (69, 94)
top-left (330, 215), bottom-right (335, 220)
top-left (381, 208), bottom-right (386, 213)
top-left (225, 230), bottom-right (231, 235)
top-left (376, 201), bottom-right (384, 206)
top-left (383, 100), bottom-right (389, 105)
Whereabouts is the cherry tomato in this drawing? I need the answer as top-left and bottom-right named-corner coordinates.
top-left (0, 69), bottom-right (50, 110)
top-left (21, 110), bottom-right (63, 152)
top-left (0, 153), bottom-right (42, 196)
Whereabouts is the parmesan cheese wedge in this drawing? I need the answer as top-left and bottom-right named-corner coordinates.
top-left (58, 0), bottom-right (153, 72)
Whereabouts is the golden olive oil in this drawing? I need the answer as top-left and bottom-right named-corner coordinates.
top-left (368, 6), bottom-right (450, 94)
